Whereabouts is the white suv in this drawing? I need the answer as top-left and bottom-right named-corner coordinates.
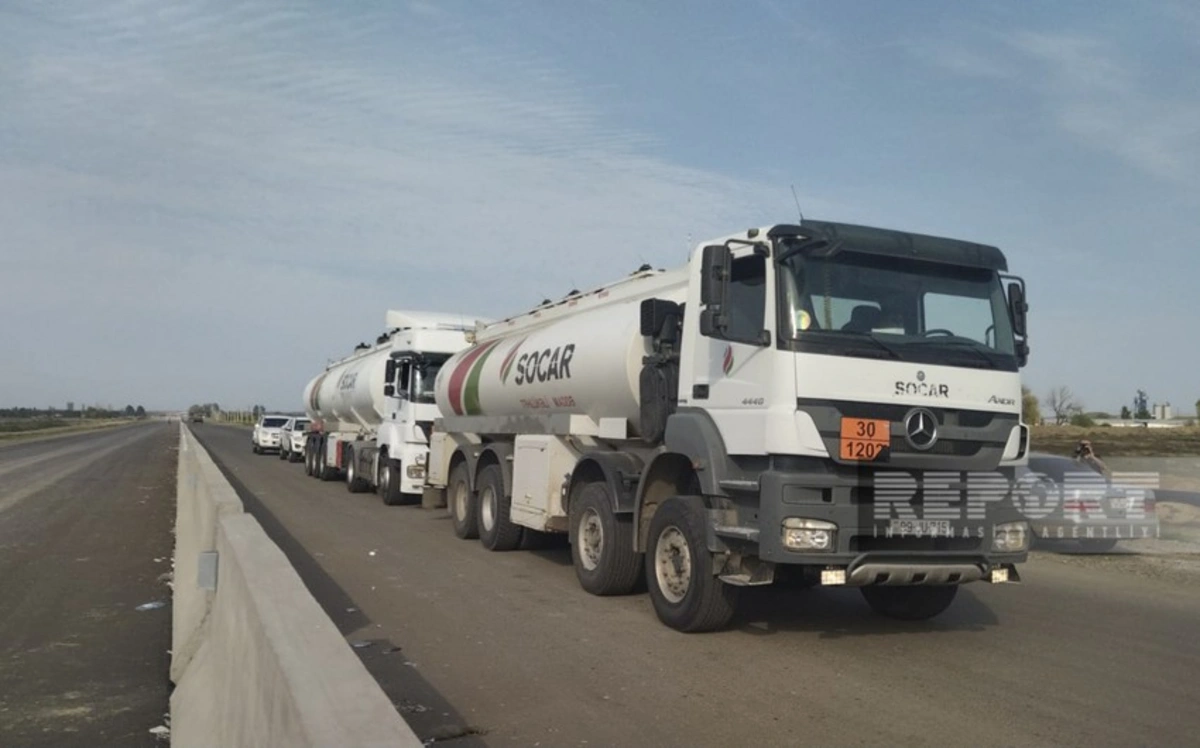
top-left (252, 414), bottom-right (291, 454)
top-left (279, 417), bottom-right (311, 462)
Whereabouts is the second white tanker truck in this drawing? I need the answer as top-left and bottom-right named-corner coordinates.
top-left (424, 219), bottom-right (1033, 632)
top-left (302, 310), bottom-right (483, 505)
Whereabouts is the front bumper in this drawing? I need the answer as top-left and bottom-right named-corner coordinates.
top-left (721, 467), bottom-right (1028, 582)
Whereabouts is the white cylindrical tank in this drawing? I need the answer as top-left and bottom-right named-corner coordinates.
top-left (434, 268), bottom-right (687, 436)
top-left (303, 342), bottom-right (391, 431)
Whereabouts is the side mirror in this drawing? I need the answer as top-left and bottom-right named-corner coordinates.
top-left (699, 245), bottom-right (731, 338)
top-left (700, 244), bottom-right (731, 307)
top-left (385, 359), bottom-right (397, 382)
top-left (1008, 281), bottom-right (1028, 337)
top-left (383, 384), bottom-right (396, 397)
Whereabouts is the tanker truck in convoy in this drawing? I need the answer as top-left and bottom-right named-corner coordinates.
top-left (423, 219), bottom-right (1033, 632)
top-left (302, 310), bottom-right (482, 505)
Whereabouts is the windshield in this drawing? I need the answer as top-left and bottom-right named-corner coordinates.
top-left (413, 357), bottom-right (448, 404)
top-left (263, 417), bottom-right (288, 428)
top-left (778, 249), bottom-right (1016, 369)
top-left (293, 420), bottom-right (309, 430)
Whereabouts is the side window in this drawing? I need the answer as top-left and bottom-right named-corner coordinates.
top-left (725, 255), bottom-right (766, 341)
top-left (397, 361), bottom-right (412, 400)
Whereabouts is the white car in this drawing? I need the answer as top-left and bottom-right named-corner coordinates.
top-left (279, 417), bottom-right (311, 463)
top-left (252, 414), bottom-right (291, 454)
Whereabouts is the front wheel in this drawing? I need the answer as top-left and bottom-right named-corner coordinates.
top-left (570, 482), bottom-right (641, 596)
top-left (380, 458), bottom-right (404, 506)
top-left (645, 497), bottom-right (738, 632)
top-left (860, 585), bottom-right (959, 621)
top-left (477, 464), bottom-right (523, 551)
top-left (278, 448), bottom-right (287, 461)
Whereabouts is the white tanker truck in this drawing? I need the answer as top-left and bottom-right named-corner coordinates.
top-left (301, 310), bottom-right (482, 505)
top-left (423, 219), bottom-right (1033, 632)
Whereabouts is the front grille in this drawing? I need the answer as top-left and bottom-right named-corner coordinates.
top-left (812, 400), bottom-right (1000, 429)
top-left (889, 437), bottom-right (981, 456)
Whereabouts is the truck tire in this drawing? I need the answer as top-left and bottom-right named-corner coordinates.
top-left (645, 497), bottom-right (738, 632)
top-left (477, 464), bottom-right (523, 551)
top-left (304, 446), bottom-right (315, 476)
top-left (860, 585), bottom-right (959, 621)
top-left (345, 447), bottom-right (370, 493)
top-left (449, 461), bottom-right (478, 539)
top-left (570, 482), bottom-right (642, 596)
top-left (317, 441), bottom-right (337, 481)
top-left (379, 458), bottom-right (404, 506)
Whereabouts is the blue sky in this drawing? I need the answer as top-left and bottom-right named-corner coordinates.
top-left (1, 0), bottom-right (1197, 415)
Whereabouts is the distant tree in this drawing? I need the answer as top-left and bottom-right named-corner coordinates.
top-left (1120, 405), bottom-right (1132, 419)
top-left (123, 405), bottom-right (135, 417)
top-left (1045, 386), bottom-right (1081, 426)
top-left (1021, 386), bottom-right (1041, 425)
top-left (135, 405), bottom-right (146, 418)
top-left (1195, 398), bottom-right (1200, 421)
top-left (1134, 390), bottom-right (1151, 420)
top-left (1069, 412), bottom-right (1095, 428)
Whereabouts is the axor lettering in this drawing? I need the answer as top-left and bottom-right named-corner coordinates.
top-left (514, 344), bottom-right (575, 386)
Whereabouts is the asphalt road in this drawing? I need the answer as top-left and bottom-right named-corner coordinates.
top-left (192, 423), bottom-right (1200, 748)
top-left (0, 422), bottom-right (176, 746)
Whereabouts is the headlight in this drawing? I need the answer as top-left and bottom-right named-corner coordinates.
top-left (406, 464), bottom-right (426, 479)
top-left (782, 518), bottom-right (837, 552)
top-left (992, 521), bottom-right (1030, 552)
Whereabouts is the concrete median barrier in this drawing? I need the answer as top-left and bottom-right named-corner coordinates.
top-left (170, 424), bottom-right (421, 747)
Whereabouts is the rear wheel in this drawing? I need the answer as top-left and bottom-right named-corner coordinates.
top-left (860, 586), bottom-right (959, 621)
top-left (449, 461), bottom-right (478, 539)
top-left (570, 482), bottom-right (642, 596)
top-left (345, 447), bottom-right (370, 493)
top-left (380, 457), bottom-right (404, 506)
top-left (316, 441), bottom-right (336, 481)
top-left (477, 464), bottom-right (523, 551)
top-left (645, 497), bottom-right (738, 632)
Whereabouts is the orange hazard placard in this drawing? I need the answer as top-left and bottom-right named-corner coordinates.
top-left (839, 417), bottom-right (890, 461)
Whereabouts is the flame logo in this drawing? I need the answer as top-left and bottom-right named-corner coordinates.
top-left (722, 344), bottom-right (734, 375)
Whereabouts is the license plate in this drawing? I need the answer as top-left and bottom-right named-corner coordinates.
top-left (889, 519), bottom-right (952, 536)
top-left (839, 417), bottom-right (890, 461)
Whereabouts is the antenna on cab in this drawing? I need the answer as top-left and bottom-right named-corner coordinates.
top-left (790, 184), bottom-right (805, 223)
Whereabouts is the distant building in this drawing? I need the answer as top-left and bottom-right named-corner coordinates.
top-left (1152, 402), bottom-right (1173, 420)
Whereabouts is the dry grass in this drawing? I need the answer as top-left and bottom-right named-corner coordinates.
top-left (0, 418), bottom-right (135, 442)
top-left (1030, 425), bottom-right (1200, 457)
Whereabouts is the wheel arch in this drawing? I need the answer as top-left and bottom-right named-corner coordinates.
top-left (634, 452), bottom-right (701, 553)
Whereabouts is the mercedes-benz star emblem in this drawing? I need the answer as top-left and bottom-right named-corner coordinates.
top-left (904, 408), bottom-right (939, 451)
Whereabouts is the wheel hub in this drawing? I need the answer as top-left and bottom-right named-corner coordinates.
top-left (654, 526), bottom-right (691, 604)
top-left (578, 509), bottom-right (604, 571)
top-left (480, 487), bottom-right (496, 531)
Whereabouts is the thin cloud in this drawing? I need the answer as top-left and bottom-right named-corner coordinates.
top-left (0, 0), bottom-right (835, 408)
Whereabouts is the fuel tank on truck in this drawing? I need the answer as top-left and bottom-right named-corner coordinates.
top-left (434, 267), bottom-right (687, 437)
top-left (303, 342), bottom-right (390, 433)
